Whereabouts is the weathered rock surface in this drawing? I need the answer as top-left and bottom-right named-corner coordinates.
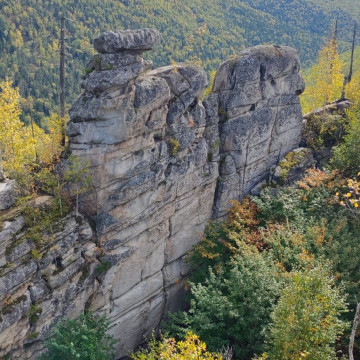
top-left (213, 45), bottom-right (305, 217)
top-left (0, 29), bottom-right (305, 359)
top-left (94, 28), bottom-right (161, 53)
top-left (0, 208), bottom-right (98, 360)
top-left (0, 180), bottom-right (17, 211)
top-left (0, 163), bottom-right (5, 182)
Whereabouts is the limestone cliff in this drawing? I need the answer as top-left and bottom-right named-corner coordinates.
top-left (0, 29), bottom-right (304, 359)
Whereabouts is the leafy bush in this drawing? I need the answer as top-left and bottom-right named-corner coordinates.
top-left (302, 113), bottom-right (345, 150)
top-left (0, 80), bottom-right (63, 190)
top-left (131, 332), bottom-right (222, 360)
top-left (266, 265), bottom-right (348, 360)
top-left (166, 248), bottom-right (282, 359)
top-left (38, 312), bottom-right (117, 360)
top-left (254, 169), bottom-right (343, 226)
top-left (189, 198), bottom-right (264, 283)
top-left (331, 110), bottom-right (360, 177)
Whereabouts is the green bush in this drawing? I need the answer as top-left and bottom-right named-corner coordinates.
top-left (330, 110), bottom-right (360, 177)
top-left (188, 198), bottom-right (264, 284)
top-left (38, 312), bottom-right (117, 360)
top-left (166, 248), bottom-right (282, 359)
top-left (266, 265), bottom-right (348, 360)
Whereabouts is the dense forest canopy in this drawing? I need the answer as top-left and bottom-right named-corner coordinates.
top-left (0, 0), bottom-right (359, 124)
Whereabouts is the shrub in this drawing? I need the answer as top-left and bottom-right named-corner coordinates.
top-left (166, 248), bottom-right (282, 359)
top-left (131, 332), bottom-right (223, 360)
top-left (266, 265), bottom-right (348, 360)
top-left (38, 312), bottom-right (117, 360)
top-left (302, 113), bottom-right (345, 150)
top-left (254, 169), bottom-right (344, 225)
top-left (330, 110), bottom-right (360, 177)
top-left (189, 198), bottom-right (264, 282)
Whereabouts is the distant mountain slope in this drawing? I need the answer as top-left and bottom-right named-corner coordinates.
top-left (0, 0), bottom-right (358, 123)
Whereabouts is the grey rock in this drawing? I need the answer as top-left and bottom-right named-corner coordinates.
top-left (86, 53), bottom-right (143, 71)
top-left (0, 180), bottom-right (17, 210)
top-left (82, 60), bottom-right (152, 94)
top-left (29, 280), bottom-right (50, 303)
top-left (134, 76), bottom-right (171, 118)
top-left (6, 238), bottom-right (35, 263)
top-left (0, 163), bottom-right (5, 181)
top-left (212, 45), bottom-right (304, 217)
top-left (0, 261), bottom-right (37, 301)
top-left (48, 257), bottom-right (85, 289)
top-left (0, 291), bottom-right (31, 334)
top-left (94, 28), bottom-right (161, 53)
top-left (0, 217), bottom-right (25, 244)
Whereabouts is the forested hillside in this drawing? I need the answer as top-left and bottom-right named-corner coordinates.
top-left (0, 0), bottom-right (359, 124)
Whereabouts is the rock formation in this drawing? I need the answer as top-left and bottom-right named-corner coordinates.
top-left (212, 45), bottom-right (304, 216)
top-left (0, 28), bottom-right (304, 359)
top-left (0, 200), bottom-right (96, 359)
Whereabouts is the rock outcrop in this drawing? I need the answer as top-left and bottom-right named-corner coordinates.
top-left (212, 45), bottom-right (305, 216)
top-left (0, 29), bottom-right (305, 359)
top-left (0, 180), bottom-right (17, 211)
top-left (0, 202), bottom-right (97, 359)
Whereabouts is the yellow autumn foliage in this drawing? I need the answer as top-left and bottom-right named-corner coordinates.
top-left (345, 71), bottom-right (360, 109)
top-left (0, 80), bottom-right (63, 181)
top-left (131, 332), bottom-right (223, 360)
top-left (301, 39), bottom-right (344, 114)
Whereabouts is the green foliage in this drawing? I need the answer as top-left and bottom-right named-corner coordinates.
top-left (165, 164), bottom-right (359, 358)
top-left (96, 260), bottom-right (111, 274)
top-left (131, 332), bottom-right (223, 360)
top-left (1, 0), bottom-right (358, 123)
top-left (330, 110), bottom-right (360, 177)
top-left (21, 199), bottom-right (69, 249)
top-left (266, 265), bottom-right (348, 360)
top-left (166, 249), bottom-right (281, 359)
top-left (202, 70), bottom-right (216, 99)
top-left (254, 169), bottom-right (343, 225)
top-left (38, 312), bottom-right (117, 360)
top-left (254, 169), bottom-right (360, 315)
top-left (277, 149), bottom-right (307, 182)
top-left (302, 114), bottom-right (346, 151)
top-left (28, 332), bottom-right (39, 339)
top-left (0, 81), bottom-right (63, 192)
top-left (28, 303), bottom-right (42, 326)
top-left (188, 198), bottom-right (263, 283)
top-left (301, 38), bottom-right (345, 113)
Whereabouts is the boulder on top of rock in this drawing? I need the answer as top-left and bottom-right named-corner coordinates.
top-left (94, 28), bottom-right (161, 54)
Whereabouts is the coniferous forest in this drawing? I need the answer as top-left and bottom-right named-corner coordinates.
top-left (0, 0), bottom-right (359, 124)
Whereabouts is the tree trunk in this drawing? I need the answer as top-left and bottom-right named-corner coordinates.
top-left (349, 302), bottom-right (360, 360)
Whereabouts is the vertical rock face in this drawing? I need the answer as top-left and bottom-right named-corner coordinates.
top-left (0, 207), bottom-right (97, 360)
top-left (67, 29), bottom-right (218, 357)
top-left (67, 34), bottom-right (304, 357)
top-left (212, 45), bottom-right (305, 217)
top-left (0, 29), bottom-right (304, 360)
